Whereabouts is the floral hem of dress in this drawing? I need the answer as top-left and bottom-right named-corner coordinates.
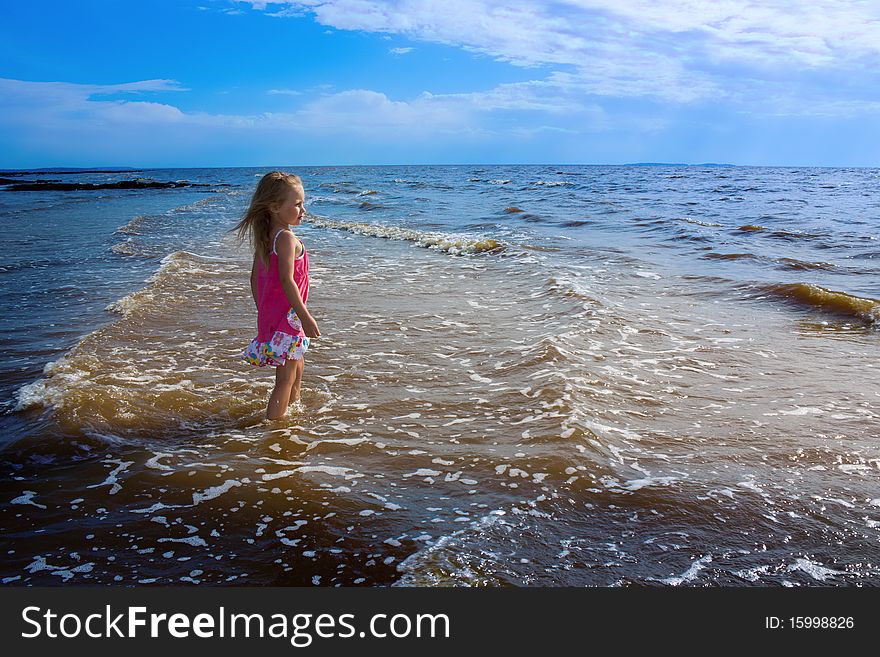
top-left (242, 330), bottom-right (310, 367)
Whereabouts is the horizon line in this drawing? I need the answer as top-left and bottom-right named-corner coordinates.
top-left (3, 162), bottom-right (878, 172)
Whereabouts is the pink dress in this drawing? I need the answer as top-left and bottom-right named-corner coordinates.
top-left (241, 228), bottom-right (311, 367)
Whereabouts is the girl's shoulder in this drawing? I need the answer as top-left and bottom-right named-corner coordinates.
top-left (274, 229), bottom-right (303, 258)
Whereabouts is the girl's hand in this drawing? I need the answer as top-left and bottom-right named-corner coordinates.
top-left (302, 315), bottom-right (321, 339)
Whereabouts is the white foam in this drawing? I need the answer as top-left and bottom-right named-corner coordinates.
top-left (620, 476), bottom-right (678, 491)
top-left (145, 453), bottom-right (173, 471)
top-left (305, 438), bottom-right (369, 451)
top-left (262, 470), bottom-right (299, 481)
top-left (131, 501), bottom-right (178, 514)
top-left (403, 469), bottom-right (442, 478)
top-left (737, 480), bottom-right (764, 493)
top-left (86, 460), bottom-right (133, 495)
top-left (661, 554), bottom-right (712, 585)
top-left (192, 479), bottom-right (242, 505)
top-left (787, 558), bottom-right (842, 582)
top-left (158, 536), bottom-right (208, 547)
top-left (780, 406), bottom-right (824, 416)
top-left (24, 556), bottom-right (94, 582)
top-left (11, 491), bottom-right (46, 510)
top-left (838, 464), bottom-right (871, 475)
top-left (306, 214), bottom-right (503, 255)
top-left (295, 465), bottom-right (354, 477)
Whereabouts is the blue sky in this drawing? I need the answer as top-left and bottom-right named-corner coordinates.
top-left (2, 0), bottom-right (879, 167)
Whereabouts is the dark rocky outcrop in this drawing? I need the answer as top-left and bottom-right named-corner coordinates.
top-left (0, 169), bottom-right (141, 176)
top-left (0, 178), bottom-right (227, 191)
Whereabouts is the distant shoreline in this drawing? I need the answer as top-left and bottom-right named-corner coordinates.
top-left (0, 168), bottom-right (141, 175)
top-left (9, 162), bottom-right (875, 173)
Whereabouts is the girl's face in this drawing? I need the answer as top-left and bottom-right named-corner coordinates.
top-left (274, 184), bottom-right (305, 225)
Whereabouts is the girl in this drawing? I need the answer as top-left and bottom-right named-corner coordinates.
top-left (233, 172), bottom-right (320, 420)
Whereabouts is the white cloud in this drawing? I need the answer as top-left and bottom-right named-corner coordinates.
top-left (250, 0), bottom-right (880, 66)
top-left (239, 0), bottom-right (880, 107)
top-left (389, 47), bottom-right (414, 55)
top-left (569, 1), bottom-right (880, 67)
top-left (292, 81), bottom-right (599, 134)
top-left (0, 78), bottom-right (186, 102)
top-left (91, 101), bottom-right (186, 123)
top-left (0, 76), bottom-right (600, 139)
top-left (425, 78), bottom-right (588, 114)
top-left (0, 78), bottom-right (189, 120)
top-left (268, 88), bottom-right (304, 95)
top-left (295, 89), bottom-right (437, 130)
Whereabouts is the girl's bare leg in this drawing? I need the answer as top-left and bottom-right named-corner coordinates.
top-left (267, 358), bottom-right (296, 420)
top-left (291, 355), bottom-right (305, 403)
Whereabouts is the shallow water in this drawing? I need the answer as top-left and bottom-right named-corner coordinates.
top-left (1, 165), bottom-right (878, 586)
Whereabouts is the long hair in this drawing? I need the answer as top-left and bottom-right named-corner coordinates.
top-left (231, 171), bottom-right (303, 267)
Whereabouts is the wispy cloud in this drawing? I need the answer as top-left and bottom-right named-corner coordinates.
top-left (268, 88), bottom-right (304, 95)
top-left (238, 0), bottom-right (880, 110)
top-left (292, 82), bottom-right (600, 134)
top-left (5, 2), bottom-right (880, 165)
top-left (0, 76), bottom-right (600, 137)
top-left (0, 78), bottom-right (188, 120)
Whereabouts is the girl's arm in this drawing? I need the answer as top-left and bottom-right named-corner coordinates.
top-left (250, 256), bottom-right (259, 308)
top-left (276, 232), bottom-right (321, 338)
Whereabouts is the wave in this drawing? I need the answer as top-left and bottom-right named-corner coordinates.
top-left (545, 275), bottom-right (604, 306)
top-left (307, 195), bottom-right (349, 205)
top-left (305, 214), bottom-right (504, 255)
top-left (757, 283), bottom-right (880, 325)
top-left (391, 179), bottom-right (453, 190)
top-left (775, 258), bottom-right (837, 272)
top-left (110, 239), bottom-right (152, 257)
top-left (105, 251), bottom-right (235, 316)
top-left (704, 252), bottom-right (758, 261)
top-left (116, 214), bottom-right (153, 235)
top-left (115, 193), bottom-right (225, 235)
top-left (172, 196), bottom-right (217, 213)
top-left (532, 180), bottom-right (572, 187)
top-left (738, 224), bottom-right (827, 241)
top-left (678, 217), bottom-right (722, 227)
top-left (393, 512), bottom-right (512, 586)
top-left (13, 249), bottom-right (254, 437)
top-left (316, 182), bottom-right (360, 194)
top-left (765, 229), bottom-right (827, 241)
top-left (704, 252), bottom-right (837, 272)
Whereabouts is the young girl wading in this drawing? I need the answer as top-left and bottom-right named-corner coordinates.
top-left (234, 172), bottom-right (321, 419)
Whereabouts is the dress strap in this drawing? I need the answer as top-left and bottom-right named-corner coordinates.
top-left (272, 228), bottom-right (306, 259)
top-left (271, 228), bottom-right (287, 255)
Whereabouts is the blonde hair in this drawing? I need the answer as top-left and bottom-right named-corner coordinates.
top-left (231, 171), bottom-right (303, 267)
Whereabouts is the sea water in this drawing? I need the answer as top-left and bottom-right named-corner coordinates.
top-left (1, 165), bottom-right (878, 586)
